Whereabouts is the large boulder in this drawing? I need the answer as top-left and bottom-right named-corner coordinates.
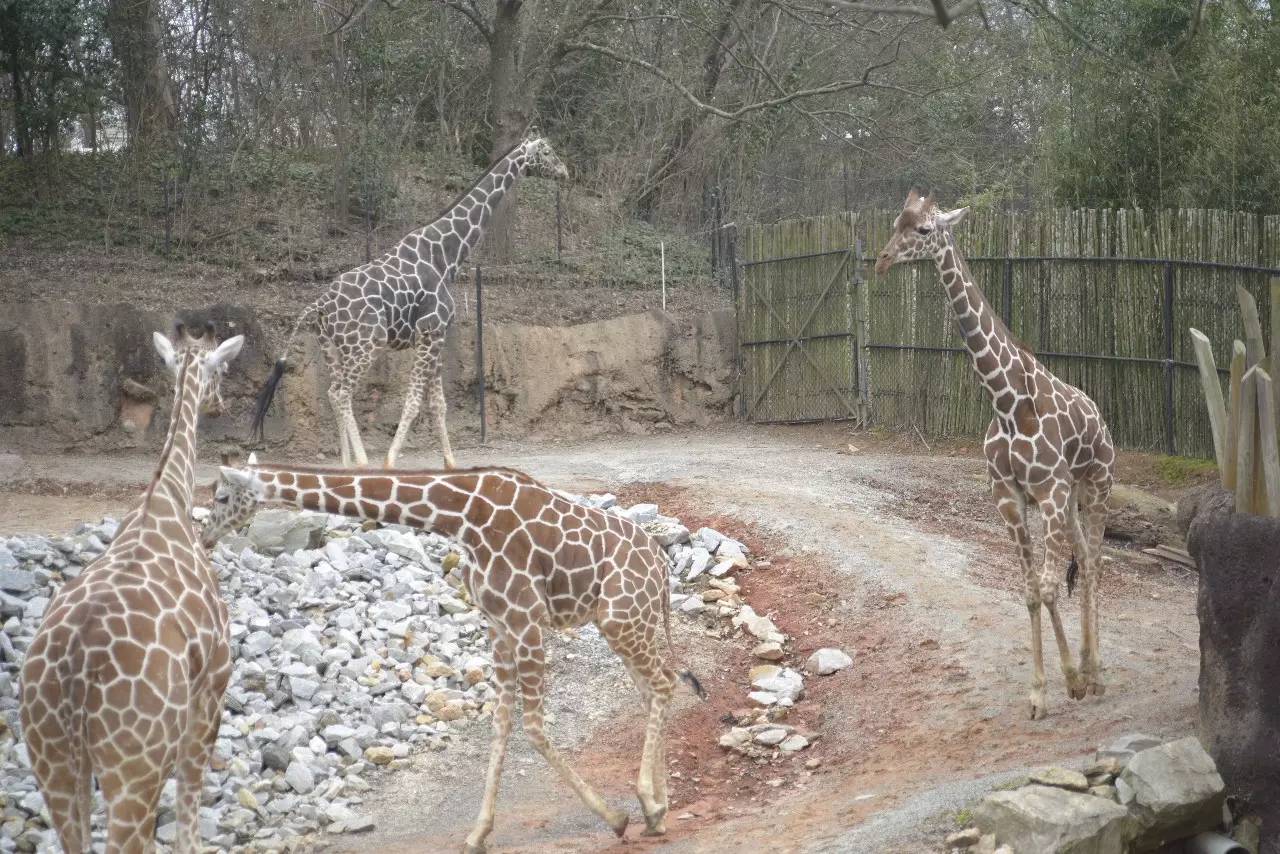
top-left (1185, 488), bottom-right (1280, 854)
top-left (973, 784), bottom-right (1132, 853)
top-left (245, 509), bottom-right (327, 554)
top-left (1119, 737), bottom-right (1225, 851)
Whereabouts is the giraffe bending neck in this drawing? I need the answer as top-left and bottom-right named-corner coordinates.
top-left (932, 231), bottom-right (1033, 422)
top-left (239, 465), bottom-right (531, 545)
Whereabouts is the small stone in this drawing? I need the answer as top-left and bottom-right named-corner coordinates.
top-left (624, 504), bottom-right (659, 524)
top-left (364, 746), bottom-right (394, 765)
top-left (283, 762), bottom-right (315, 794)
top-left (945, 827), bottom-right (982, 849)
top-left (753, 727), bottom-right (789, 746)
top-left (806, 648), bottom-right (853, 676)
top-left (236, 788), bottom-right (260, 811)
top-left (1029, 766), bottom-right (1089, 791)
top-left (752, 642), bottom-right (785, 661)
top-left (779, 734), bottom-right (809, 752)
top-left (1088, 784), bottom-right (1118, 801)
top-left (804, 757), bottom-right (822, 770)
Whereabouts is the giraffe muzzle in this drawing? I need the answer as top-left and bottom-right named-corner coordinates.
top-left (874, 254), bottom-right (893, 275)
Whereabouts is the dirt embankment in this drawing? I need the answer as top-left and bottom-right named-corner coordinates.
top-left (0, 298), bottom-right (736, 457)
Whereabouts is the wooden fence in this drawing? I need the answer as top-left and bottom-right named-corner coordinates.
top-left (739, 207), bottom-right (1280, 458)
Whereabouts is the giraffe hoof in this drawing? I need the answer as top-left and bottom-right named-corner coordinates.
top-left (607, 810), bottom-right (630, 838)
top-left (1029, 697), bottom-right (1048, 720)
top-left (642, 806), bottom-right (668, 836)
top-left (1086, 679), bottom-right (1106, 697)
top-left (461, 844), bottom-right (486, 854)
top-left (642, 824), bottom-right (668, 837)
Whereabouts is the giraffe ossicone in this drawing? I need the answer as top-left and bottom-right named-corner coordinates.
top-left (249, 137), bottom-right (570, 470)
top-left (876, 190), bottom-right (1116, 720)
top-left (21, 323), bottom-right (244, 853)
top-left (201, 459), bottom-right (704, 850)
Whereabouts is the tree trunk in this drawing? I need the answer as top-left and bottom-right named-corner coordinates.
top-left (634, 0), bottom-right (754, 221)
top-left (105, 0), bottom-right (177, 147)
top-left (485, 0), bottom-right (528, 264)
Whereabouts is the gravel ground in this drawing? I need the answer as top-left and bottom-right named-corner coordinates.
top-left (0, 425), bottom-right (1201, 853)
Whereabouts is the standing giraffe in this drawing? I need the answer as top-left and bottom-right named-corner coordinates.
top-left (875, 190), bottom-right (1115, 719)
top-left (250, 137), bottom-right (569, 469)
top-left (20, 323), bottom-right (244, 852)
top-left (199, 459), bottom-right (704, 852)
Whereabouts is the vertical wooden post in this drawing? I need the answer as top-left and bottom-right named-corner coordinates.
top-left (1271, 277), bottom-right (1280, 428)
top-left (1189, 328), bottom-right (1228, 477)
top-left (1161, 262), bottom-right (1176, 456)
top-left (475, 268), bottom-right (486, 446)
top-left (555, 186), bottom-right (563, 264)
top-left (1225, 341), bottom-right (1247, 490)
top-left (1255, 367), bottom-right (1280, 517)
top-left (855, 238), bottom-right (871, 426)
top-left (1236, 367), bottom-right (1258, 514)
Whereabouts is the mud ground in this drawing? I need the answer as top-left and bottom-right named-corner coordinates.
top-left (0, 425), bottom-right (1202, 853)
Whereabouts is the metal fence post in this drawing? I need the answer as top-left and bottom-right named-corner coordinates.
top-left (727, 224), bottom-right (746, 420)
top-left (475, 268), bottom-right (486, 446)
top-left (1162, 262), bottom-right (1176, 456)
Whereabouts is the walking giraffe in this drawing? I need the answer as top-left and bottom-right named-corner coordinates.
top-left (250, 137), bottom-right (569, 469)
top-left (875, 190), bottom-right (1115, 719)
top-left (199, 458), bottom-right (704, 852)
top-left (20, 323), bottom-right (244, 852)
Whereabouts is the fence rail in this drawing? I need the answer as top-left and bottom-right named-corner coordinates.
top-left (738, 207), bottom-right (1280, 458)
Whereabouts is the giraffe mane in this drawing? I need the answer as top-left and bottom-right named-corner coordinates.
top-left (140, 348), bottom-right (196, 522)
top-left (422, 138), bottom-right (531, 226)
top-left (249, 462), bottom-right (539, 482)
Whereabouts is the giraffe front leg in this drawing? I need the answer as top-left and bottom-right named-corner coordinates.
top-left (328, 385), bottom-right (353, 467)
top-left (992, 478), bottom-right (1050, 718)
top-left (464, 635), bottom-right (516, 854)
top-left (1040, 496), bottom-right (1085, 701)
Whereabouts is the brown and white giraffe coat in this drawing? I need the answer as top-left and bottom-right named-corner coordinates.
top-left (251, 137), bottom-right (569, 470)
top-left (20, 325), bottom-right (244, 853)
top-left (877, 191), bottom-right (1116, 720)
top-left (201, 460), bottom-right (703, 852)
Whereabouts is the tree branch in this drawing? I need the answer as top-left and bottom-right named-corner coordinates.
top-left (818, 0), bottom-right (981, 27)
top-left (562, 38), bottom-right (908, 121)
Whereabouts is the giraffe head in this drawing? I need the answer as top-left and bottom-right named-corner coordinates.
top-left (521, 137), bottom-right (569, 182)
top-left (874, 190), bottom-right (970, 275)
top-left (152, 322), bottom-right (245, 417)
top-left (200, 453), bottom-right (263, 548)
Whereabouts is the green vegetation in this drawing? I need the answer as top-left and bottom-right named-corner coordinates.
top-left (1154, 456), bottom-right (1219, 486)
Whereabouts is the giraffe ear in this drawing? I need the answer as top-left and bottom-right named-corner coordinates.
top-left (219, 466), bottom-right (257, 491)
top-left (152, 332), bottom-right (176, 368)
top-left (905, 188), bottom-right (920, 207)
top-left (937, 207), bottom-right (970, 228)
top-left (209, 335), bottom-right (245, 369)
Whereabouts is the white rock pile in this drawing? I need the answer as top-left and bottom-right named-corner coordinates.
top-left (0, 494), bottom-right (790, 853)
top-left (949, 735), bottom-right (1248, 854)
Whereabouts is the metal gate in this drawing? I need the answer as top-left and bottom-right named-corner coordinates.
top-left (738, 224), bottom-right (868, 423)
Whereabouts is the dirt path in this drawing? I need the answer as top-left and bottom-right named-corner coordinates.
top-left (0, 426), bottom-right (1201, 852)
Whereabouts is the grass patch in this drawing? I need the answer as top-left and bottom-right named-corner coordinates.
top-left (953, 808), bottom-right (974, 827)
top-left (1153, 456), bottom-right (1218, 486)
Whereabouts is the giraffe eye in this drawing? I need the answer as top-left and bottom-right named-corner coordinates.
top-left (916, 226), bottom-right (932, 235)
top-left (216, 495), bottom-right (229, 504)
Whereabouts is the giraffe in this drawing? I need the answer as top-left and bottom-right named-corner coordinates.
top-left (875, 190), bottom-right (1116, 720)
top-left (199, 459), bottom-right (705, 853)
top-left (250, 137), bottom-right (569, 470)
top-left (20, 322), bottom-right (244, 853)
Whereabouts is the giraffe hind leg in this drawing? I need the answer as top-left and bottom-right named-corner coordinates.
top-left (516, 626), bottom-right (629, 838)
top-left (1039, 491), bottom-right (1086, 701)
top-left (1079, 477), bottom-right (1110, 696)
top-left (611, 628), bottom-right (675, 835)
top-left (992, 478), bottom-right (1050, 719)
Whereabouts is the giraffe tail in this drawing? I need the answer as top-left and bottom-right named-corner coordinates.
top-left (249, 302), bottom-right (319, 442)
top-left (662, 581), bottom-right (708, 700)
top-left (1066, 554), bottom-right (1079, 597)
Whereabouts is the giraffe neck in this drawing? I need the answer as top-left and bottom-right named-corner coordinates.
top-left (418, 145), bottom-right (529, 270)
top-left (932, 232), bottom-right (1031, 417)
top-left (247, 466), bottom-right (539, 547)
top-left (141, 354), bottom-right (202, 527)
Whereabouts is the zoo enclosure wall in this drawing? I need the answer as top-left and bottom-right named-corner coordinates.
top-left (736, 208), bottom-right (1280, 458)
